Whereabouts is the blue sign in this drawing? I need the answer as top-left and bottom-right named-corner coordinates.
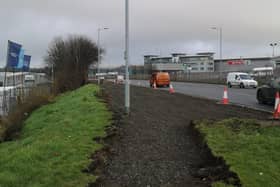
top-left (7, 40), bottom-right (22, 68)
top-left (17, 48), bottom-right (25, 69)
top-left (23, 55), bottom-right (31, 71)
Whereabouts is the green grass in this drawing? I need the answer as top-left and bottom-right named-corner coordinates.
top-left (196, 118), bottom-right (280, 187)
top-left (0, 84), bottom-right (111, 187)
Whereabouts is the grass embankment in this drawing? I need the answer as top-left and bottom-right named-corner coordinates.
top-left (196, 118), bottom-right (280, 187)
top-left (0, 84), bottom-right (111, 187)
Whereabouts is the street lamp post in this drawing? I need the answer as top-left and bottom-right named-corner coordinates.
top-left (97, 27), bottom-right (109, 84)
top-left (125, 0), bottom-right (130, 114)
top-left (270, 43), bottom-right (277, 57)
top-left (211, 27), bottom-right (223, 80)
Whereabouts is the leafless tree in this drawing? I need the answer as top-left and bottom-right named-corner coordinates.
top-left (45, 35), bottom-right (100, 93)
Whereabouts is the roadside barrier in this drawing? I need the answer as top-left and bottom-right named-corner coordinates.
top-left (273, 92), bottom-right (280, 119)
top-left (221, 87), bottom-right (229, 105)
top-left (169, 84), bottom-right (175, 94)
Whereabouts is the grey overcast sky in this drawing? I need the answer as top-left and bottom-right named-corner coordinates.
top-left (0, 0), bottom-right (279, 68)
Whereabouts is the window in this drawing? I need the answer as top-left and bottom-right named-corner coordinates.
top-left (246, 60), bottom-right (252, 65)
top-left (200, 57), bottom-right (207, 60)
top-left (208, 67), bottom-right (214, 71)
top-left (189, 57), bottom-right (198, 61)
top-left (200, 62), bottom-right (204, 65)
top-left (272, 78), bottom-right (280, 88)
top-left (208, 62), bottom-right (214, 65)
top-left (200, 67), bottom-right (205, 70)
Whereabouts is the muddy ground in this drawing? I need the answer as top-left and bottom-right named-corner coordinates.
top-left (96, 83), bottom-right (268, 187)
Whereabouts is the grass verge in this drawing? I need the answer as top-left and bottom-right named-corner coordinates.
top-left (195, 118), bottom-right (280, 187)
top-left (0, 84), bottom-right (111, 187)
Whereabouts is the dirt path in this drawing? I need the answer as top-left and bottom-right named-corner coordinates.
top-left (99, 83), bottom-right (268, 187)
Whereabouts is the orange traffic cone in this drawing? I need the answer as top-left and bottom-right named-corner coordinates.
top-left (273, 92), bottom-right (280, 119)
top-left (169, 84), bottom-right (175, 94)
top-left (153, 82), bottom-right (157, 89)
top-left (221, 86), bottom-right (229, 104)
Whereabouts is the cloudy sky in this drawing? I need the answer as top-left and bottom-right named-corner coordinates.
top-left (0, 0), bottom-right (279, 68)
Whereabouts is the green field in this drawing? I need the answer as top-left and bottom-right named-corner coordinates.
top-left (196, 118), bottom-right (280, 187)
top-left (0, 84), bottom-right (111, 187)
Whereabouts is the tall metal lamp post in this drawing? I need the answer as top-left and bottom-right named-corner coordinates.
top-left (211, 27), bottom-right (223, 79)
top-left (125, 0), bottom-right (130, 114)
top-left (270, 43), bottom-right (277, 57)
top-left (97, 27), bottom-right (109, 84)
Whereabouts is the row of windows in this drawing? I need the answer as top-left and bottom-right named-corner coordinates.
top-left (191, 67), bottom-right (214, 71)
top-left (147, 60), bottom-right (215, 66)
top-left (181, 57), bottom-right (212, 61)
top-left (149, 57), bottom-right (214, 64)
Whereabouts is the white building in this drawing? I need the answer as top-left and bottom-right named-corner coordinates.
top-left (144, 52), bottom-right (215, 74)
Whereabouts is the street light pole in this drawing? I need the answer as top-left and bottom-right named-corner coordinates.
top-left (270, 43), bottom-right (277, 57)
top-left (97, 27), bottom-right (109, 84)
top-left (125, 0), bottom-right (130, 114)
top-left (211, 27), bottom-right (223, 80)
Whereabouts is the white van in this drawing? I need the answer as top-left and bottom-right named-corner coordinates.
top-left (24, 74), bottom-right (35, 87)
top-left (227, 72), bottom-right (258, 88)
top-left (116, 75), bottom-right (124, 84)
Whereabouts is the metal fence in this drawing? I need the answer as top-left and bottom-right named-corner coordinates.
top-left (130, 72), bottom-right (228, 84)
top-left (130, 72), bottom-right (273, 85)
top-left (0, 84), bottom-right (51, 116)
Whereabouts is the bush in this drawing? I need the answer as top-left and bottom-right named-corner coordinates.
top-left (45, 35), bottom-right (99, 94)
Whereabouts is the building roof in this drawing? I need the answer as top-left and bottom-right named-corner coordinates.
top-left (196, 52), bottom-right (215, 56)
top-left (214, 57), bottom-right (272, 62)
top-left (171, 53), bottom-right (187, 57)
top-left (179, 55), bottom-right (210, 58)
top-left (144, 55), bottom-right (159, 58)
top-left (151, 57), bottom-right (172, 60)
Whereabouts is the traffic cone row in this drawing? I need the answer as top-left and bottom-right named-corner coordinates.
top-left (273, 92), bottom-right (280, 119)
top-left (220, 88), bottom-right (280, 120)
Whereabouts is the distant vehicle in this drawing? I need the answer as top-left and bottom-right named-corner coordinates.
top-left (24, 75), bottom-right (35, 87)
top-left (116, 75), bottom-right (124, 84)
top-left (257, 77), bottom-right (280, 104)
top-left (252, 67), bottom-right (273, 77)
top-left (150, 72), bottom-right (170, 87)
top-left (227, 72), bottom-right (258, 88)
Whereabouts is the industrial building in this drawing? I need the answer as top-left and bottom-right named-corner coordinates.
top-left (144, 53), bottom-right (215, 74)
top-left (144, 52), bottom-right (280, 74)
top-left (214, 56), bottom-right (280, 73)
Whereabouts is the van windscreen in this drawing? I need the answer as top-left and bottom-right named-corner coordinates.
top-left (239, 74), bottom-right (252, 80)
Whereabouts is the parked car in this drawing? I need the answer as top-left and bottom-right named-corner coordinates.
top-left (227, 72), bottom-right (258, 88)
top-left (257, 77), bottom-right (280, 104)
top-left (150, 72), bottom-right (170, 87)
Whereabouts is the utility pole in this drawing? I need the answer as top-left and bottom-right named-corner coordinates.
top-left (125, 0), bottom-right (130, 114)
top-left (97, 27), bottom-right (109, 84)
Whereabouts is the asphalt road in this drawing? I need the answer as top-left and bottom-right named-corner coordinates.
top-left (130, 80), bottom-right (273, 112)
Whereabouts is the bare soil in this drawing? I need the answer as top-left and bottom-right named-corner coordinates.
top-left (96, 83), bottom-right (268, 187)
